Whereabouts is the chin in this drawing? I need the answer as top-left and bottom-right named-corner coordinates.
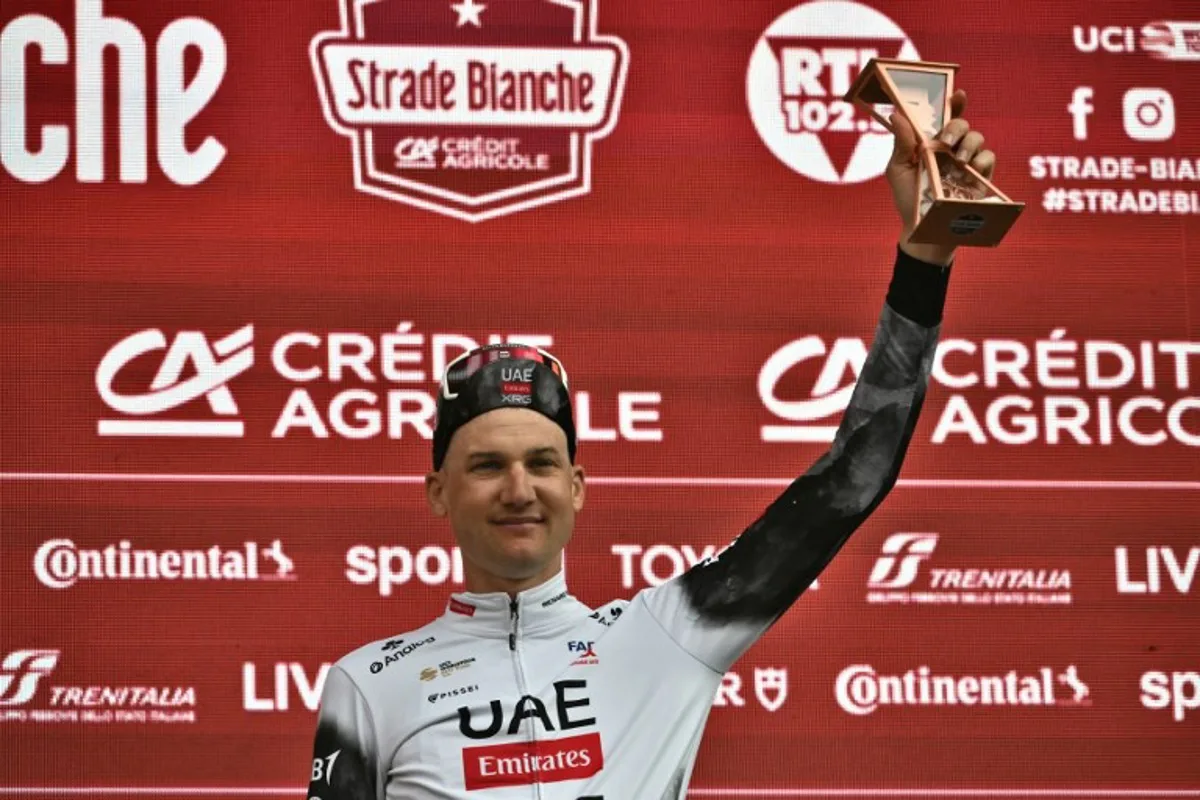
top-left (493, 544), bottom-right (555, 574)
top-left (502, 545), bottom-right (549, 566)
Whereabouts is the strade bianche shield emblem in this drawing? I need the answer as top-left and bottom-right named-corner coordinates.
top-left (755, 667), bottom-right (788, 712)
top-left (311, 0), bottom-right (629, 222)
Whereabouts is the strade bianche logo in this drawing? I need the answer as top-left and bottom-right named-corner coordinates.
top-left (866, 533), bottom-right (1072, 606)
top-left (0, 649), bottom-right (196, 725)
top-left (746, 0), bottom-right (920, 183)
top-left (310, 0), bottom-right (629, 222)
top-left (835, 664), bottom-right (1092, 716)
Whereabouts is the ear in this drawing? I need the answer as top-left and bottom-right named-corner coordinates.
top-left (425, 471), bottom-right (448, 518)
top-left (571, 464), bottom-right (586, 513)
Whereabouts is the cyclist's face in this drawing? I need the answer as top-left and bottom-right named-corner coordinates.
top-left (427, 409), bottom-right (585, 589)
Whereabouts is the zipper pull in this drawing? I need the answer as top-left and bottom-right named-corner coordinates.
top-left (509, 598), bottom-right (519, 651)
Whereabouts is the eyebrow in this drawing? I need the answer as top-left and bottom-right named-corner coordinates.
top-left (467, 447), bottom-right (560, 461)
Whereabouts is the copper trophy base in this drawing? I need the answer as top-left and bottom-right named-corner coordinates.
top-left (909, 197), bottom-right (1025, 247)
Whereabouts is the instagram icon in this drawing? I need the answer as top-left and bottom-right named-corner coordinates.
top-left (1122, 88), bottom-right (1175, 141)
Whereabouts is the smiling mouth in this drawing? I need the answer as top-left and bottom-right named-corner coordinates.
top-left (492, 518), bottom-right (544, 528)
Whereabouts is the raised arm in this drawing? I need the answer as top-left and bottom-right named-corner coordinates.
top-left (642, 245), bottom-right (951, 673)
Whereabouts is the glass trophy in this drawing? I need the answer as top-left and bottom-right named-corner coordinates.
top-left (844, 58), bottom-right (1024, 247)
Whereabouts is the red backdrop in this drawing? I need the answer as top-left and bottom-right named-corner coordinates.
top-left (2, 0), bottom-right (1198, 796)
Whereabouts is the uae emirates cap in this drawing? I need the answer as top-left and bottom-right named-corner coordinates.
top-left (432, 343), bottom-right (575, 470)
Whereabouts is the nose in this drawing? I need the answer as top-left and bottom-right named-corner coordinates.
top-left (499, 464), bottom-right (536, 507)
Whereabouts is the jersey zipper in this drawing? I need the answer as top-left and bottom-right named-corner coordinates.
top-left (509, 596), bottom-right (543, 799)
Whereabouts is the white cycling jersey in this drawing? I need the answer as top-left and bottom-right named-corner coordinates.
top-left (305, 248), bottom-right (950, 799)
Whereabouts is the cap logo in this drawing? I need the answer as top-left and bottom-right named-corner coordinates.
top-left (500, 366), bottom-right (535, 381)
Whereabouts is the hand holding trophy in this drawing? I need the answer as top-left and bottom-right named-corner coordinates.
top-left (845, 59), bottom-right (1024, 259)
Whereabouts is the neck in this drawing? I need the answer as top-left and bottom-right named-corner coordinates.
top-left (462, 555), bottom-right (563, 598)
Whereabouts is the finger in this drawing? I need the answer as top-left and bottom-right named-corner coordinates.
top-left (936, 118), bottom-right (970, 148)
top-left (949, 89), bottom-right (967, 119)
top-left (955, 130), bottom-right (985, 164)
top-left (888, 110), bottom-right (919, 166)
top-left (970, 149), bottom-right (996, 181)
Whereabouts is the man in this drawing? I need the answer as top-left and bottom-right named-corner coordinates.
top-left (306, 90), bottom-right (993, 798)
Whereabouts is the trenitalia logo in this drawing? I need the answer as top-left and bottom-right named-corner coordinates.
top-left (867, 533), bottom-right (938, 589)
top-left (866, 533), bottom-right (1072, 606)
top-left (0, 649), bottom-right (196, 725)
top-left (0, 651), bottom-right (58, 706)
top-left (835, 664), bottom-right (1091, 716)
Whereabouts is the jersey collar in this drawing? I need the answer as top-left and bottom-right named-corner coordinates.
top-left (443, 569), bottom-right (576, 639)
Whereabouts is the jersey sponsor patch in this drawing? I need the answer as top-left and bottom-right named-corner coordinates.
top-left (371, 637), bottom-right (436, 674)
top-left (428, 684), bottom-right (480, 705)
top-left (462, 731), bottom-right (602, 789)
top-left (568, 641), bottom-right (598, 666)
top-left (422, 658), bottom-right (476, 681)
top-left (449, 598), bottom-right (476, 616)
